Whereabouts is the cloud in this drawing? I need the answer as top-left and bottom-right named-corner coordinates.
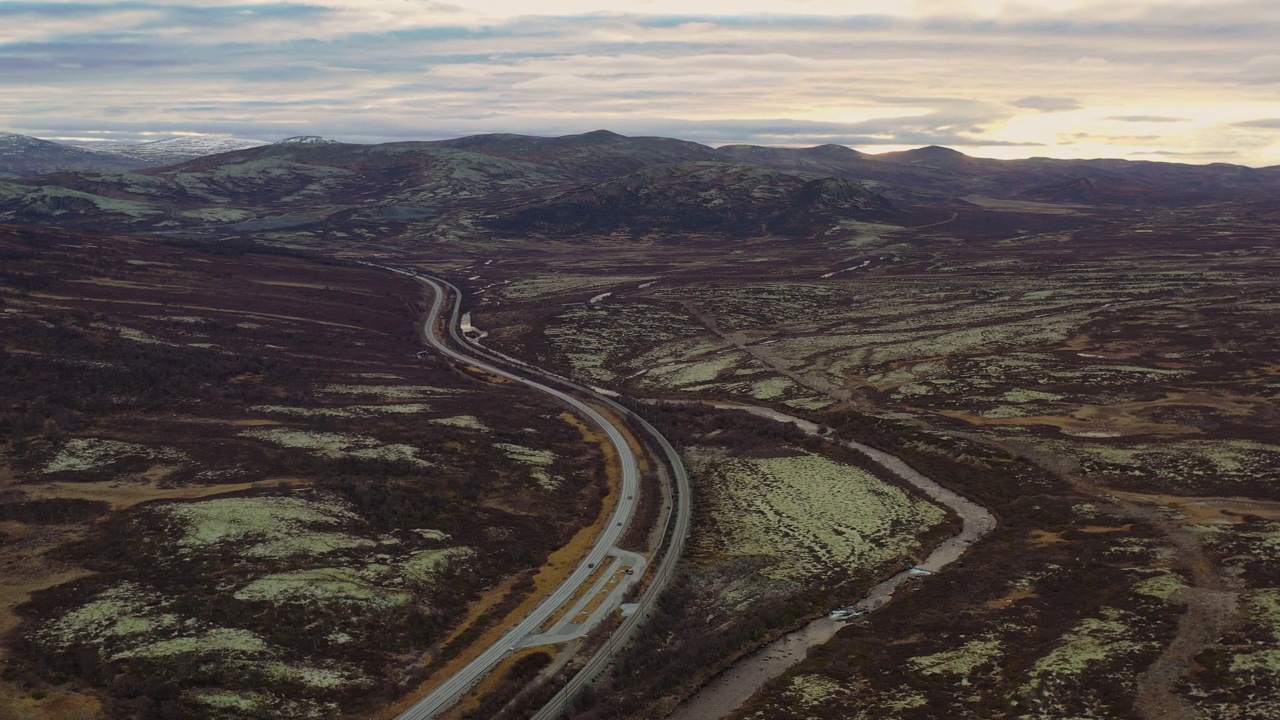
top-left (1, 2), bottom-right (1279, 165)
top-left (1012, 96), bottom-right (1082, 112)
top-left (1234, 118), bottom-right (1280, 128)
top-left (1106, 115), bottom-right (1190, 122)
top-left (1129, 150), bottom-right (1237, 156)
top-left (610, 112), bottom-right (1042, 148)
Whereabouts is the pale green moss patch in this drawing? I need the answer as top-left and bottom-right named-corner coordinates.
top-left (188, 689), bottom-right (263, 713)
top-left (163, 495), bottom-right (361, 552)
top-left (531, 468), bottom-right (562, 491)
top-left (234, 568), bottom-right (412, 608)
top-left (262, 661), bottom-right (360, 690)
top-left (1076, 439), bottom-right (1280, 492)
top-left (645, 353), bottom-right (745, 389)
top-left (881, 692), bottom-right (929, 711)
top-left (866, 360), bottom-right (946, 387)
top-left (784, 673), bottom-right (846, 708)
top-left (980, 405), bottom-right (1034, 419)
top-left (240, 427), bottom-right (431, 467)
top-left (909, 637), bottom-right (1003, 676)
top-left (431, 415), bottom-right (489, 430)
top-left (749, 377), bottom-right (792, 400)
top-left (687, 448), bottom-right (945, 581)
top-left (543, 303), bottom-right (706, 383)
top-left (113, 628), bottom-right (268, 661)
top-left (251, 403), bottom-right (434, 418)
top-left (1229, 649), bottom-right (1280, 673)
top-left (403, 547), bottom-right (475, 584)
top-left (1024, 607), bottom-right (1155, 705)
top-left (1249, 589), bottom-right (1280, 632)
top-left (44, 438), bottom-right (185, 473)
top-left (1002, 388), bottom-right (1064, 403)
top-left (1132, 572), bottom-right (1188, 601)
top-left (321, 384), bottom-right (458, 399)
top-left (503, 274), bottom-right (655, 299)
top-left (39, 584), bottom-right (179, 649)
top-left (783, 396), bottom-right (835, 411)
top-left (892, 382), bottom-right (937, 398)
top-left (246, 533), bottom-right (377, 560)
top-left (495, 443), bottom-right (555, 466)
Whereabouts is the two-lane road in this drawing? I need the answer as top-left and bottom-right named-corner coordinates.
top-left (390, 271), bottom-right (641, 720)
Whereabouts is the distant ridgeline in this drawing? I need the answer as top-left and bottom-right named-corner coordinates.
top-left (2, 129), bottom-right (1278, 241)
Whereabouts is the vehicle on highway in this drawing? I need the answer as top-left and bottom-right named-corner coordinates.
top-left (360, 267), bottom-right (690, 720)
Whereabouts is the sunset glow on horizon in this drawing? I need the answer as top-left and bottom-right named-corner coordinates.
top-left (3, 1), bottom-right (1279, 165)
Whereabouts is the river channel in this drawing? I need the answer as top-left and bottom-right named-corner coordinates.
top-left (665, 402), bottom-right (996, 720)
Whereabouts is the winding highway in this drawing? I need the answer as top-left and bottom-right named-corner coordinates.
top-left (370, 267), bottom-right (689, 720)
top-left (376, 265), bottom-right (984, 720)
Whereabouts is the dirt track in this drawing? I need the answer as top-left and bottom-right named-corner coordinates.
top-left (1129, 501), bottom-right (1239, 720)
top-left (1005, 440), bottom-right (1244, 720)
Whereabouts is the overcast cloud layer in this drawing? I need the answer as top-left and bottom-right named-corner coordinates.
top-left (4, 0), bottom-right (1280, 165)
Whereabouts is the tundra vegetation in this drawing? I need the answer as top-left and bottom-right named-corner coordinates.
top-left (6, 135), bottom-right (1280, 720)
top-left (515, 404), bottom-right (955, 720)
top-left (0, 227), bottom-right (609, 719)
top-left (461, 201), bottom-right (1280, 720)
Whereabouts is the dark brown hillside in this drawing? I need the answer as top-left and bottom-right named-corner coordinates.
top-left (2, 130), bottom-right (1279, 244)
top-left (0, 133), bottom-right (147, 177)
top-left (490, 162), bottom-right (899, 239)
top-left (424, 129), bottom-right (716, 178)
top-left (0, 225), bottom-right (610, 719)
top-left (1015, 176), bottom-right (1170, 206)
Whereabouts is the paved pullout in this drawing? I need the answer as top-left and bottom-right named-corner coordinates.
top-left (387, 272), bottom-right (641, 720)
top-left (520, 549), bottom-right (648, 649)
top-left (425, 280), bottom-right (694, 720)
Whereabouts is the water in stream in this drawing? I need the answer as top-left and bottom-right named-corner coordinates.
top-left (664, 402), bottom-right (996, 720)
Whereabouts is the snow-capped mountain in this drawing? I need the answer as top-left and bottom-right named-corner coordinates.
top-left (1, 132), bottom-right (147, 176)
top-left (0, 131), bottom-right (276, 176)
top-left (1, 132), bottom-right (63, 156)
top-left (87, 136), bottom-right (269, 164)
top-left (275, 136), bottom-right (339, 145)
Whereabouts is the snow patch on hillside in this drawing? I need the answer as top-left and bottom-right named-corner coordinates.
top-left (275, 136), bottom-right (339, 145)
top-left (87, 136), bottom-right (268, 163)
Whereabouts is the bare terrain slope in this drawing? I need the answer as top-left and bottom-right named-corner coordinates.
top-left (2, 130), bottom-right (1280, 720)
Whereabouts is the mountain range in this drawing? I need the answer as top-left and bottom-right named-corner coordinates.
top-left (0, 132), bottom-right (268, 176)
top-left (2, 129), bottom-right (1278, 242)
top-left (83, 136), bottom-right (269, 165)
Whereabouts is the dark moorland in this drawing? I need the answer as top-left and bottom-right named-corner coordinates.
top-left (2, 130), bottom-right (1279, 720)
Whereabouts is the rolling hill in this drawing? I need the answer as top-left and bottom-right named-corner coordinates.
top-left (1, 130), bottom-right (1278, 241)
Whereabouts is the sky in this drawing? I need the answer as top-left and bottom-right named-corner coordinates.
top-left (3, 1), bottom-right (1280, 165)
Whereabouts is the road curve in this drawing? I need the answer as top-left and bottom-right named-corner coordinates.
top-left (528, 400), bottom-right (691, 720)
top-left (421, 274), bottom-right (694, 720)
top-left (387, 272), bottom-right (641, 720)
top-left (402, 279), bottom-right (694, 719)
